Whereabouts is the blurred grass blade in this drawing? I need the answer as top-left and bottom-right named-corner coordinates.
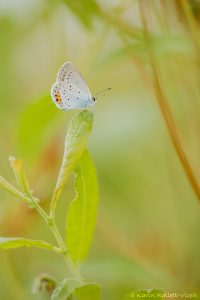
top-left (122, 289), bottom-right (163, 300)
top-left (0, 237), bottom-right (59, 252)
top-left (180, 0), bottom-right (200, 54)
top-left (50, 110), bottom-right (93, 218)
top-left (51, 278), bottom-right (100, 300)
top-left (66, 150), bottom-right (98, 263)
top-left (138, 1), bottom-right (200, 204)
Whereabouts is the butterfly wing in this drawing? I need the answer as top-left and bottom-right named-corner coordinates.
top-left (56, 62), bottom-right (92, 101)
top-left (51, 81), bottom-right (93, 110)
top-left (51, 82), bottom-right (65, 110)
top-left (51, 61), bottom-right (94, 111)
top-left (59, 83), bottom-right (93, 110)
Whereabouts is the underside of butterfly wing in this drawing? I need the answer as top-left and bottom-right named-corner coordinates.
top-left (57, 62), bottom-right (92, 99)
top-left (51, 82), bottom-right (65, 110)
top-left (59, 83), bottom-right (94, 110)
top-left (51, 61), bottom-right (94, 110)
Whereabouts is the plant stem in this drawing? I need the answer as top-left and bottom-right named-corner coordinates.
top-left (48, 220), bottom-right (79, 278)
top-left (27, 195), bottom-right (78, 278)
top-left (139, 0), bottom-right (200, 203)
top-left (6, 157), bottom-right (79, 277)
top-left (151, 65), bottom-right (200, 203)
top-left (9, 163), bottom-right (78, 277)
top-left (0, 176), bottom-right (31, 205)
top-left (180, 0), bottom-right (200, 56)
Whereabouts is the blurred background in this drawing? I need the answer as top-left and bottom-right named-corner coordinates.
top-left (0, 0), bottom-right (200, 299)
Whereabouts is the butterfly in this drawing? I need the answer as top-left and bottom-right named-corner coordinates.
top-left (51, 61), bottom-right (110, 111)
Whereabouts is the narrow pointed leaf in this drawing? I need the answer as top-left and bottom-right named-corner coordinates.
top-left (66, 150), bottom-right (98, 262)
top-left (0, 237), bottom-right (59, 252)
top-left (9, 156), bottom-right (33, 197)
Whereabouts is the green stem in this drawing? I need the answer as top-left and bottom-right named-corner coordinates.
top-left (138, 0), bottom-right (200, 204)
top-left (0, 176), bottom-right (31, 205)
top-left (0, 173), bottom-right (78, 276)
top-left (5, 154), bottom-right (83, 278)
top-left (49, 220), bottom-right (79, 278)
top-left (29, 197), bottom-right (78, 277)
top-left (11, 166), bottom-right (77, 276)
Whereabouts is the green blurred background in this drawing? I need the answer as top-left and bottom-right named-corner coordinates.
top-left (0, 1), bottom-right (200, 299)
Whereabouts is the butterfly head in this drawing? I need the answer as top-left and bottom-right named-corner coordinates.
top-left (92, 97), bottom-right (96, 102)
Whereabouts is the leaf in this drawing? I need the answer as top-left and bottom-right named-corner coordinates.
top-left (66, 150), bottom-right (98, 263)
top-left (122, 289), bottom-right (164, 300)
top-left (51, 278), bottom-right (82, 300)
top-left (73, 283), bottom-right (101, 300)
top-left (51, 279), bottom-right (101, 300)
top-left (0, 237), bottom-right (59, 252)
top-left (50, 110), bottom-right (93, 217)
top-left (17, 95), bottom-right (59, 158)
top-left (9, 156), bottom-right (32, 197)
top-left (63, 0), bottom-right (100, 29)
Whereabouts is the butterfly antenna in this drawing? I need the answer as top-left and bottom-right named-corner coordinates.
top-left (94, 87), bottom-right (111, 98)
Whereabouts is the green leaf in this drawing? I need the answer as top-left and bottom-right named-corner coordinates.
top-left (51, 278), bottom-right (82, 300)
top-left (63, 0), bottom-right (100, 29)
top-left (51, 279), bottom-right (101, 300)
top-left (50, 110), bottom-right (93, 218)
top-left (73, 283), bottom-right (101, 300)
top-left (17, 95), bottom-right (59, 158)
top-left (122, 289), bottom-right (164, 300)
top-left (0, 237), bottom-right (59, 252)
top-left (66, 150), bottom-right (98, 263)
top-left (9, 156), bottom-right (33, 198)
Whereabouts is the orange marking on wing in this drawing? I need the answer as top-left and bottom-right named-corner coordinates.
top-left (55, 91), bottom-right (62, 103)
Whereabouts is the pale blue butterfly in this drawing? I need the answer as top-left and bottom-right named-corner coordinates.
top-left (51, 62), bottom-right (110, 110)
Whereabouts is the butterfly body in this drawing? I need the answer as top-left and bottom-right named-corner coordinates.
top-left (51, 62), bottom-right (95, 111)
